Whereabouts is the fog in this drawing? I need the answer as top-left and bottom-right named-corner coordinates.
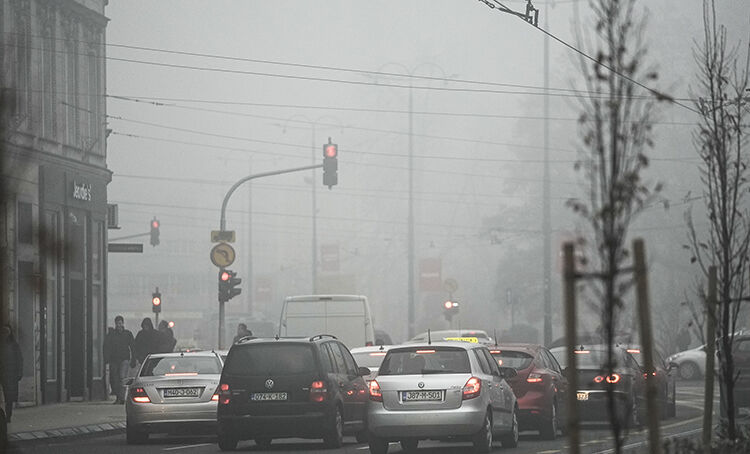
top-left (104, 1), bottom-right (750, 348)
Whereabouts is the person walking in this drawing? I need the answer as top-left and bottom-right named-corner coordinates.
top-left (1, 325), bottom-right (23, 423)
top-left (157, 320), bottom-right (177, 353)
top-left (103, 316), bottom-right (134, 404)
top-left (232, 323), bottom-right (254, 344)
top-left (134, 318), bottom-right (162, 365)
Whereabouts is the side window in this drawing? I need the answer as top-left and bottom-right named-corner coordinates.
top-left (338, 343), bottom-right (359, 377)
top-left (321, 343), bottom-right (338, 373)
top-left (543, 350), bottom-right (561, 374)
top-left (328, 342), bottom-right (348, 374)
top-left (473, 349), bottom-right (491, 375)
top-left (481, 349), bottom-right (500, 375)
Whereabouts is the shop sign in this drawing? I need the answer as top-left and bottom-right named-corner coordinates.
top-left (72, 180), bottom-right (92, 202)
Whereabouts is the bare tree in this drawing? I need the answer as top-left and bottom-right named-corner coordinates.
top-left (685, 0), bottom-right (750, 442)
top-left (568, 1), bottom-right (665, 451)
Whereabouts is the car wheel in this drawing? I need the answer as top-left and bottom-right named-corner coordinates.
top-left (323, 406), bottom-right (344, 448)
top-left (255, 437), bottom-right (272, 448)
top-left (368, 434), bottom-right (389, 454)
top-left (678, 361), bottom-right (700, 380)
top-left (400, 439), bottom-right (419, 452)
top-left (500, 407), bottom-right (519, 448)
top-left (472, 411), bottom-right (493, 453)
top-left (125, 422), bottom-right (148, 445)
top-left (539, 402), bottom-right (558, 440)
top-left (217, 426), bottom-right (238, 451)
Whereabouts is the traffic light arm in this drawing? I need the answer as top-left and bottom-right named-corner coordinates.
top-left (219, 164), bottom-right (322, 231)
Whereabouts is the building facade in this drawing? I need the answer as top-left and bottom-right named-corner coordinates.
top-left (1, 0), bottom-right (110, 404)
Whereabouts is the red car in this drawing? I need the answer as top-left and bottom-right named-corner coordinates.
top-left (489, 344), bottom-right (567, 439)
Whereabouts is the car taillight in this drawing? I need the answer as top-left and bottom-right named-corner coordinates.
top-left (310, 380), bottom-right (328, 403)
top-left (606, 373), bottom-right (621, 384)
top-left (463, 377), bottom-right (481, 400)
top-left (594, 375), bottom-right (604, 383)
top-left (211, 385), bottom-right (220, 402)
top-left (369, 379), bottom-right (383, 402)
top-left (527, 373), bottom-right (543, 384)
top-left (132, 387), bottom-right (150, 403)
top-left (218, 383), bottom-right (230, 405)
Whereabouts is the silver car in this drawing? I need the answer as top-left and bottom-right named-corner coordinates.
top-left (125, 351), bottom-right (223, 444)
top-left (367, 342), bottom-right (519, 453)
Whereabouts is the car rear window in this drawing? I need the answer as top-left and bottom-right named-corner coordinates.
top-left (489, 350), bottom-right (533, 369)
top-left (140, 356), bottom-right (221, 376)
top-left (352, 351), bottom-right (388, 368)
top-left (224, 344), bottom-right (316, 376)
top-left (379, 347), bottom-right (470, 375)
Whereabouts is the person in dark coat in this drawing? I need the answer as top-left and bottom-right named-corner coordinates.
top-left (103, 316), bottom-right (134, 404)
top-left (157, 320), bottom-right (177, 353)
top-left (1, 324), bottom-right (23, 423)
top-left (134, 318), bottom-right (162, 365)
top-left (232, 323), bottom-right (254, 344)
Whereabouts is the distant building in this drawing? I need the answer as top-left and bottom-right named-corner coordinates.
top-left (1, 0), bottom-right (110, 405)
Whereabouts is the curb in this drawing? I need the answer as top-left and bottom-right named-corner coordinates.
top-left (8, 421), bottom-right (126, 442)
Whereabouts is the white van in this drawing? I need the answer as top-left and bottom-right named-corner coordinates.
top-left (278, 294), bottom-right (376, 348)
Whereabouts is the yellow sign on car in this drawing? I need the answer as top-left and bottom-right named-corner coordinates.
top-left (443, 337), bottom-right (478, 343)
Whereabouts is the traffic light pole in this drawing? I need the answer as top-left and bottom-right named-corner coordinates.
top-left (217, 163), bottom-right (324, 349)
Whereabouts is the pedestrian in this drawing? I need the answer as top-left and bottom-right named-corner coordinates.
top-left (1, 324), bottom-right (23, 423)
top-left (103, 316), bottom-right (134, 404)
top-left (232, 323), bottom-right (254, 344)
top-left (157, 320), bottom-right (177, 353)
top-left (134, 318), bottom-right (162, 365)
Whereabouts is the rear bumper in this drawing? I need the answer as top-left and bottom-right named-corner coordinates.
top-left (575, 390), bottom-right (630, 421)
top-left (517, 390), bottom-right (553, 429)
top-left (218, 410), bottom-right (330, 439)
top-left (367, 400), bottom-right (485, 439)
top-left (126, 401), bottom-right (217, 429)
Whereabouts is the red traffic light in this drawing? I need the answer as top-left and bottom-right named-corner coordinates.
top-left (220, 271), bottom-right (230, 281)
top-left (324, 144), bottom-right (337, 158)
top-left (167, 321), bottom-right (175, 328)
top-left (151, 220), bottom-right (160, 229)
top-left (152, 296), bottom-right (161, 306)
top-left (444, 301), bottom-right (453, 310)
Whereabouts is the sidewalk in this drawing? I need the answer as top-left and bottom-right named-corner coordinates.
top-left (8, 398), bottom-right (126, 442)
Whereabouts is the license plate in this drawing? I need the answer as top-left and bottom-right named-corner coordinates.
top-left (577, 392), bottom-right (589, 401)
top-left (250, 392), bottom-right (288, 401)
top-left (163, 387), bottom-right (201, 398)
top-left (401, 390), bottom-right (443, 402)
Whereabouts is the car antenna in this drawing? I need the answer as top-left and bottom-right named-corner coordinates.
top-left (275, 333), bottom-right (279, 340)
top-left (493, 329), bottom-right (498, 347)
top-left (379, 344), bottom-right (385, 351)
top-left (428, 329), bottom-right (432, 345)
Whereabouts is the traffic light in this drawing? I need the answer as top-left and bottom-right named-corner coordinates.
top-left (323, 141), bottom-right (338, 189)
top-left (152, 290), bottom-right (162, 313)
top-left (150, 217), bottom-right (160, 247)
top-left (443, 300), bottom-right (459, 321)
top-left (218, 269), bottom-right (242, 303)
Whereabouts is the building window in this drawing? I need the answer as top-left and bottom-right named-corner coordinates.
top-left (63, 24), bottom-right (79, 147)
top-left (18, 201), bottom-right (32, 244)
top-left (40, 6), bottom-right (57, 140)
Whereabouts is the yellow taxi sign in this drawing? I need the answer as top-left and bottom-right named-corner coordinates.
top-left (443, 337), bottom-right (478, 343)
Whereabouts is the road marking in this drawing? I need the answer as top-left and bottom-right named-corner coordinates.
top-left (162, 443), bottom-right (213, 451)
top-left (537, 450), bottom-right (561, 453)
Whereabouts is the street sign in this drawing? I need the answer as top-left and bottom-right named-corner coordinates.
top-left (211, 230), bottom-right (236, 243)
top-left (108, 243), bottom-right (143, 253)
top-left (210, 242), bottom-right (236, 267)
top-left (443, 278), bottom-right (458, 294)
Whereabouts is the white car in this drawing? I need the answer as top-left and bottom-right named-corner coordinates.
top-left (350, 345), bottom-right (392, 382)
top-left (666, 345), bottom-right (718, 380)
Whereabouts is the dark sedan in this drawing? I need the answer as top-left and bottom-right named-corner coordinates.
top-left (621, 345), bottom-right (676, 419)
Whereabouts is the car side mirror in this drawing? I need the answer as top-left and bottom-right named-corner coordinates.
top-left (358, 366), bottom-right (371, 377)
top-left (498, 367), bottom-right (517, 379)
top-left (668, 361), bottom-right (679, 371)
top-left (123, 377), bottom-right (134, 386)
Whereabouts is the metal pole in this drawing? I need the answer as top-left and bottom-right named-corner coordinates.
top-left (247, 157), bottom-right (253, 316)
top-left (542, 1), bottom-right (552, 347)
top-left (563, 242), bottom-right (580, 454)
top-left (312, 125), bottom-right (318, 294)
top-left (408, 84), bottom-right (415, 339)
top-left (703, 266), bottom-right (717, 454)
top-left (218, 299), bottom-right (225, 349)
top-left (633, 239), bottom-right (661, 454)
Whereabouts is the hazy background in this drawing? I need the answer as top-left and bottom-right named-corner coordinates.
top-left (104, 1), bottom-right (750, 348)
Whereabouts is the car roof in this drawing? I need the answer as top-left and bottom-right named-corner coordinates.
top-left (233, 335), bottom-right (337, 346)
top-left (488, 343), bottom-right (542, 354)
top-left (350, 345), bottom-right (393, 354)
top-left (389, 341), bottom-right (481, 351)
top-left (145, 351), bottom-right (220, 359)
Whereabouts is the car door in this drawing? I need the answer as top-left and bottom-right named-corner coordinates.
top-left (337, 342), bottom-right (368, 427)
top-left (542, 348), bottom-right (567, 418)
top-left (478, 347), bottom-right (512, 429)
top-left (325, 342), bottom-right (361, 429)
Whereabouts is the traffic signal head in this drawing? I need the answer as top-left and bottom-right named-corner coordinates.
top-left (152, 291), bottom-right (162, 313)
top-left (150, 217), bottom-right (160, 247)
top-left (442, 300), bottom-right (459, 321)
top-left (218, 269), bottom-right (242, 303)
top-left (323, 142), bottom-right (338, 189)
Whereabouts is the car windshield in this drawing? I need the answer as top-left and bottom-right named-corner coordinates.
top-left (224, 344), bottom-right (316, 376)
top-left (352, 351), bottom-right (388, 368)
top-left (489, 350), bottom-right (533, 369)
top-left (140, 356), bottom-right (221, 376)
top-left (379, 347), bottom-right (471, 375)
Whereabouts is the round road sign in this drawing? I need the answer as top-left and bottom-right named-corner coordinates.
top-left (444, 278), bottom-right (458, 293)
top-left (210, 242), bottom-right (236, 267)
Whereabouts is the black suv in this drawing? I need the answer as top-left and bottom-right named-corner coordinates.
top-left (216, 335), bottom-right (370, 450)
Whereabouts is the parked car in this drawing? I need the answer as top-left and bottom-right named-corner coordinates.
top-left (367, 342), bottom-right (519, 453)
top-left (216, 334), bottom-right (370, 450)
top-left (621, 345), bottom-right (676, 418)
top-left (488, 343), bottom-right (567, 439)
top-left (549, 345), bottom-right (646, 428)
top-left (409, 329), bottom-right (495, 345)
top-left (350, 345), bottom-right (392, 382)
top-left (125, 351), bottom-right (224, 444)
top-left (732, 335), bottom-right (750, 409)
top-left (666, 344), bottom-right (718, 380)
